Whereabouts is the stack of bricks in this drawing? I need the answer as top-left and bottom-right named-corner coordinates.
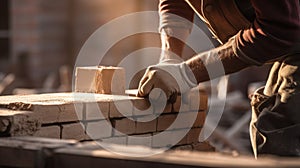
top-left (0, 66), bottom-right (213, 152)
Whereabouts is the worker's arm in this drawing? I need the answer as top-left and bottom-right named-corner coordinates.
top-left (138, 0), bottom-right (300, 100)
top-left (234, 0), bottom-right (300, 64)
top-left (158, 0), bottom-right (198, 62)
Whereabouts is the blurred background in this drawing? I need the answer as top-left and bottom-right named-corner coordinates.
top-left (0, 0), bottom-right (165, 95)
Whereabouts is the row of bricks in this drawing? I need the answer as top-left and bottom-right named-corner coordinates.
top-left (34, 110), bottom-right (205, 139)
top-left (0, 108), bottom-right (205, 137)
top-left (35, 123), bottom-right (205, 148)
top-left (1, 92), bottom-right (207, 125)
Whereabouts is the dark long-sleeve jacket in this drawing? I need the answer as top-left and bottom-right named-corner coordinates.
top-left (159, 0), bottom-right (300, 65)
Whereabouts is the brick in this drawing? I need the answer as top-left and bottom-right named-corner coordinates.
top-left (85, 102), bottom-right (109, 120)
top-left (75, 66), bottom-right (125, 95)
top-left (157, 113), bottom-right (199, 131)
top-left (31, 105), bottom-right (60, 124)
top-left (153, 102), bottom-right (172, 114)
top-left (102, 136), bottom-right (127, 145)
top-left (132, 98), bottom-right (153, 116)
top-left (33, 104), bottom-right (80, 124)
top-left (173, 112), bottom-right (199, 130)
top-left (189, 90), bottom-right (208, 111)
top-left (186, 128), bottom-right (202, 144)
top-left (128, 134), bottom-right (152, 147)
top-left (33, 126), bottom-right (60, 139)
top-left (152, 129), bottom-right (188, 147)
top-left (85, 120), bottom-right (112, 139)
top-left (193, 111), bottom-right (206, 128)
top-left (0, 110), bottom-right (40, 136)
top-left (62, 123), bottom-right (85, 140)
top-left (172, 95), bottom-right (190, 112)
top-left (192, 141), bottom-right (215, 152)
top-left (157, 114), bottom-right (176, 131)
top-left (177, 131), bottom-right (188, 146)
top-left (113, 118), bottom-right (136, 135)
top-left (135, 116), bottom-right (157, 134)
top-left (58, 103), bottom-right (83, 122)
top-left (156, 111), bottom-right (204, 132)
top-left (74, 103), bottom-right (84, 120)
top-left (109, 100), bottom-right (133, 118)
top-left (173, 90), bottom-right (208, 112)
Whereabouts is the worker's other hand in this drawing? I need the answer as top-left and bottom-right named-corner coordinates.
top-left (137, 60), bottom-right (197, 103)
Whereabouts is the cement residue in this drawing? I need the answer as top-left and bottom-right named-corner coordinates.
top-left (6, 102), bottom-right (33, 111)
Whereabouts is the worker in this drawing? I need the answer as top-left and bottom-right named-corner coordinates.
top-left (137, 0), bottom-right (300, 157)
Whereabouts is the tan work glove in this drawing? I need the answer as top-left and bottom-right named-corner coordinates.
top-left (137, 60), bottom-right (197, 103)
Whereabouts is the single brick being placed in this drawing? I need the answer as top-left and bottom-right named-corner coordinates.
top-left (75, 66), bottom-right (125, 95)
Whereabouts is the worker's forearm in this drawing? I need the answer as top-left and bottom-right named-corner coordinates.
top-left (185, 37), bottom-right (250, 83)
top-left (160, 27), bottom-right (190, 61)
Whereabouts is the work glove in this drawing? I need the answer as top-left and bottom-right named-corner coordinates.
top-left (137, 60), bottom-right (197, 103)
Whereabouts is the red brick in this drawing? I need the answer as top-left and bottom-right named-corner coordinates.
top-left (128, 134), bottom-right (152, 147)
top-left (132, 99), bottom-right (153, 116)
top-left (152, 129), bottom-right (188, 147)
top-left (189, 90), bottom-right (208, 111)
top-left (85, 102), bottom-right (109, 120)
top-left (109, 100), bottom-right (133, 118)
top-left (193, 111), bottom-right (206, 128)
top-left (173, 90), bottom-right (208, 112)
top-left (153, 103), bottom-right (172, 114)
top-left (33, 104), bottom-right (80, 124)
top-left (186, 128), bottom-right (202, 144)
top-left (135, 116), bottom-right (157, 134)
top-left (172, 95), bottom-right (190, 112)
top-left (85, 120), bottom-right (112, 139)
top-left (62, 123), bottom-right (85, 141)
top-left (33, 126), bottom-right (60, 139)
top-left (113, 118), bottom-right (136, 135)
top-left (157, 112), bottom-right (201, 131)
top-left (157, 114), bottom-right (176, 131)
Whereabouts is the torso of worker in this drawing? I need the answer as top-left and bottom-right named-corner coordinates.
top-left (159, 0), bottom-right (300, 65)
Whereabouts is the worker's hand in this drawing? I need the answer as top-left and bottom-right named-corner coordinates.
top-left (137, 61), bottom-right (197, 103)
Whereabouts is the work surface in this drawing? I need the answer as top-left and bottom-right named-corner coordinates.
top-left (0, 136), bottom-right (299, 168)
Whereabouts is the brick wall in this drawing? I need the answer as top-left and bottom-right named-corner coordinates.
top-left (0, 90), bottom-right (213, 151)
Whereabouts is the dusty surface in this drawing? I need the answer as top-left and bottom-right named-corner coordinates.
top-left (0, 92), bottom-right (143, 106)
top-left (0, 136), bottom-right (299, 168)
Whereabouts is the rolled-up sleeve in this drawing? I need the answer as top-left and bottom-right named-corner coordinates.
top-left (235, 0), bottom-right (300, 65)
top-left (159, 0), bottom-right (196, 32)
